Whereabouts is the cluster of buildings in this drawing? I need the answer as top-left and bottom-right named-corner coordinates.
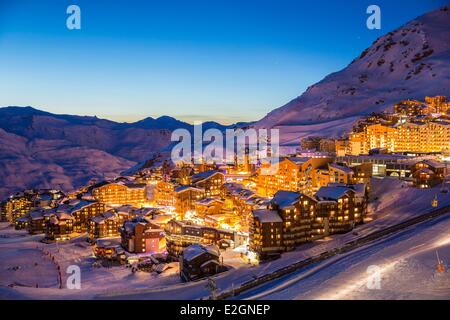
top-left (346, 96), bottom-right (449, 156)
top-left (250, 184), bottom-right (367, 259)
top-left (257, 157), bottom-right (371, 197)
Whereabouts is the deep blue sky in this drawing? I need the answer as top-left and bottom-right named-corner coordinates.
top-left (0, 0), bottom-right (447, 124)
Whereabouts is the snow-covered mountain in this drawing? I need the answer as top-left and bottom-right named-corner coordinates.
top-left (0, 107), bottom-right (235, 197)
top-left (255, 5), bottom-right (450, 146)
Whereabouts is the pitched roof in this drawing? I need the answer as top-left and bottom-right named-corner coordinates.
top-left (315, 186), bottom-right (354, 201)
top-left (121, 217), bottom-right (151, 235)
top-left (271, 191), bottom-right (301, 209)
top-left (175, 185), bottom-right (204, 193)
top-left (195, 198), bottom-right (224, 206)
top-left (329, 163), bottom-right (354, 174)
top-left (287, 157), bottom-right (310, 165)
top-left (91, 211), bottom-right (118, 224)
top-left (191, 170), bottom-right (224, 184)
top-left (253, 209), bottom-right (283, 223)
top-left (69, 200), bottom-right (99, 214)
top-left (182, 244), bottom-right (220, 262)
top-left (327, 183), bottom-right (367, 196)
top-left (422, 159), bottom-right (446, 169)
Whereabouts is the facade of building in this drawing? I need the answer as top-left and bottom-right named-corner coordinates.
top-left (154, 181), bottom-right (176, 207)
top-left (249, 209), bottom-right (284, 259)
top-left (190, 170), bottom-right (224, 197)
top-left (165, 219), bottom-right (234, 257)
top-left (349, 121), bottom-right (450, 155)
top-left (424, 95), bottom-right (450, 114)
top-left (26, 209), bottom-right (49, 234)
top-left (1, 195), bottom-right (34, 223)
top-left (174, 185), bottom-right (205, 216)
top-left (91, 182), bottom-right (147, 206)
top-left (120, 217), bottom-right (165, 254)
top-left (88, 210), bottom-right (128, 241)
top-left (45, 212), bottom-right (75, 241)
top-left (70, 200), bottom-right (106, 233)
top-left (250, 186), bottom-right (367, 260)
top-left (94, 238), bottom-right (126, 262)
top-left (411, 160), bottom-right (446, 188)
top-left (194, 198), bottom-right (224, 217)
top-left (257, 157), bottom-right (334, 197)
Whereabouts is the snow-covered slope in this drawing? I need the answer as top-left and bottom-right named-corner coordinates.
top-left (255, 5), bottom-right (450, 145)
top-left (0, 128), bottom-right (135, 198)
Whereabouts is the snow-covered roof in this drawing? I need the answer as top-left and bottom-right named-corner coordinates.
top-left (422, 159), bottom-right (446, 169)
top-left (182, 244), bottom-right (220, 262)
top-left (175, 185), bottom-right (204, 193)
top-left (191, 170), bottom-right (224, 184)
top-left (151, 214), bottom-right (174, 224)
top-left (195, 198), bottom-right (224, 206)
top-left (253, 209), bottom-right (283, 223)
top-left (287, 157), bottom-right (310, 165)
top-left (114, 205), bottom-right (139, 213)
top-left (316, 186), bottom-right (354, 201)
top-left (271, 191), bottom-right (301, 209)
top-left (414, 168), bottom-right (435, 175)
top-left (327, 183), bottom-right (367, 196)
top-left (123, 182), bottom-right (147, 190)
top-left (29, 209), bottom-right (47, 220)
top-left (69, 200), bottom-right (99, 214)
top-left (91, 211), bottom-right (118, 224)
top-left (121, 217), bottom-right (151, 235)
top-left (56, 211), bottom-right (74, 220)
top-left (329, 163), bottom-right (354, 174)
top-left (95, 238), bottom-right (121, 249)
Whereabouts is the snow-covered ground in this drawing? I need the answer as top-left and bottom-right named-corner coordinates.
top-left (1, 178), bottom-right (449, 299)
top-left (240, 208), bottom-right (450, 300)
top-left (0, 223), bottom-right (182, 299)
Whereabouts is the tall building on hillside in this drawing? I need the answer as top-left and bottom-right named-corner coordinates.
top-left (349, 121), bottom-right (450, 155)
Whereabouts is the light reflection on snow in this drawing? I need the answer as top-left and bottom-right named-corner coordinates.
top-left (315, 233), bottom-right (450, 300)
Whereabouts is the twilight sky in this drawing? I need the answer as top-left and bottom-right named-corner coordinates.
top-left (0, 0), bottom-right (447, 124)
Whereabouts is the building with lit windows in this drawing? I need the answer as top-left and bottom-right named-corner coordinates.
top-left (165, 219), bottom-right (235, 258)
top-left (154, 181), bottom-right (176, 207)
top-left (174, 185), bottom-right (205, 217)
top-left (348, 114), bottom-right (449, 156)
top-left (120, 217), bottom-right (165, 254)
top-left (249, 209), bottom-right (284, 260)
top-left (91, 181), bottom-right (147, 206)
top-left (249, 186), bottom-right (367, 260)
top-left (1, 194), bottom-right (34, 223)
top-left (190, 170), bottom-right (224, 197)
top-left (411, 159), bottom-right (446, 188)
top-left (89, 210), bottom-right (129, 241)
top-left (45, 211), bottom-right (75, 241)
top-left (257, 157), bottom-right (334, 197)
top-left (424, 95), bottom-right (450, 114)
